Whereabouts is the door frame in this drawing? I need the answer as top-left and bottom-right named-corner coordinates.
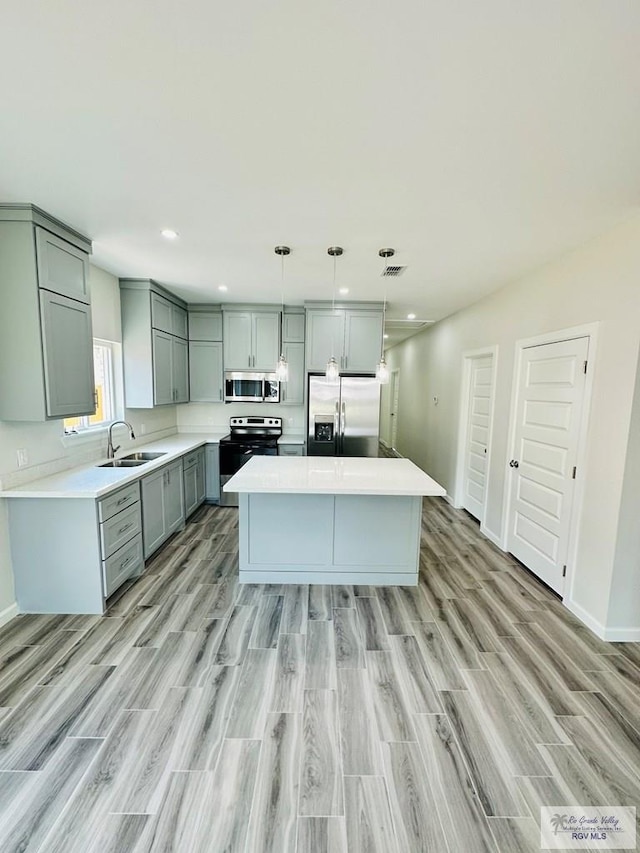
top-left (454, 346), bottom-right (498, 526)
top-left (501, 323), bottom-right (599, 601)
top-left (389, 368), bottom-right (400, 451)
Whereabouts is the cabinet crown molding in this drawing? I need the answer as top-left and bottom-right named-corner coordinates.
top-left (0, 203), bottom-right (92, 254)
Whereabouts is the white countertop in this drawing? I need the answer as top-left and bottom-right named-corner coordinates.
top-left (0, 433), bottom-right (227, 499)
top-left (224, 456), bottom-right (446, 496)
top-left (277, 434), bottom-right (305, 445)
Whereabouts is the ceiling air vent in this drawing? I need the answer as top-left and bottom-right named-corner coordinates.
top-left (381, 265), bottom-right (407, 277)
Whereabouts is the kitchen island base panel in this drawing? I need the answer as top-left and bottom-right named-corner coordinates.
top-left (239, 570), bottom-right (418, 586)
top-left (239, 493), bottom-right (422, 586)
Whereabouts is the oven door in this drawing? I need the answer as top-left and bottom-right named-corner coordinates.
top-left (219, 442), bottom-right (278, 506)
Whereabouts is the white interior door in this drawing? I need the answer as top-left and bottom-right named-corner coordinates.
top-left (390, 370), bottom-right (400, 448)
top-left (507, 337), bottom-right (589, 594)
top-left (463, 354), bottom-right (494, 521)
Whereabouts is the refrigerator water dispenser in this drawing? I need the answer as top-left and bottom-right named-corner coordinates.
top-left (314, 415), bottom-right (334, 442)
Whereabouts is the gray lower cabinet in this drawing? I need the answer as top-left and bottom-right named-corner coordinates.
top-left (98, 485), bottom-right (143, 597)
top-left (0, 205), bottom-right (95, 421)
top-left (141, 459), bottom-right (185, 559)
top-left (183, 447), bottom-right (206, 518)
top-left (205, 444), bottom-right (220, 502)
top-left (7, 480), bottom-right (143, 614)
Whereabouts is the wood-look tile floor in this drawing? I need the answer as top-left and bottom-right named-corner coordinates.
top-left (0, 498), bottom-right (639, 852)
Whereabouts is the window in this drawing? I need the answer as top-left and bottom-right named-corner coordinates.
top-left (64, 340), bottom-right (119, 433)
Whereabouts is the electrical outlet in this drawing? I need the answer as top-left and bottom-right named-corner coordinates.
top-left (17, 448), bottom-right (28, 467)
top-left (140, 423), bottom-right (146, 435)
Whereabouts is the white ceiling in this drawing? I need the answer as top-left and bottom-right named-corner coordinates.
top-left (2, 1), bottom-right (640, 328)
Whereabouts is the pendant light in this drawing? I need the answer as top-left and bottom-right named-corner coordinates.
top-left (376, 248), bottom-right (394, 384)
top-left (326, 246), bottom-right (343, 382)
top-left (274, 246), bottom-right (290, 382)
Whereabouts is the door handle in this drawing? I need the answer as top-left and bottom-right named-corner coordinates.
top-left (334, 402), bottom-right (340, 450)
top-left (509, 459), bottom-right (519, 468)
top-left (341, 401), bottom-right (346, 441)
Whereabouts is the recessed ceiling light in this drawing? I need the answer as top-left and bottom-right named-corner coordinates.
top-left (384, 334), bottom-right (389, 339)
top-left (339, 287), bottom-right (349, 295)
top-left (218, 285), bottom-right (228, 292)
top-left (407, 313), bottom-right (416, 320)
top-left (161, 229), bottom-right (179, 240)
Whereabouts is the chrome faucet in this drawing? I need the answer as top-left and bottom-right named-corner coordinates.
top-left (107, 420), bottom-right (136, 458)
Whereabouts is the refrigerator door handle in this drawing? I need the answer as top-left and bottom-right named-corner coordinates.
top-left (335, 401), bottom-right (341, 453)
top-left (341, 401), bottom-right (346, 447)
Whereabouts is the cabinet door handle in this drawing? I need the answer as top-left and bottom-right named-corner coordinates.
top-left (118, 522), bottom-right (133, 535)
top-left (219, 389), bottom-right (222, 401)
top-left (116, 496), bottom-right (128, 506)
top-left (344, 355), bottom-right (348, 370)
top-left (119, 554), bottom-right (134, 570)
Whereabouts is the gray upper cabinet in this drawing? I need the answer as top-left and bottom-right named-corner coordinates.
top-left (151, 292), bottom-right (188, 339)
top-left (36, 227), bottom-right (90, 303)
top-left (306, 310), bottom-right (345, 371)
top-left (189, 308), bottom-right (224, 403)
top-left (189, 341), bottom-right (223, 402)
top-left (189, 310), bottom-right (223, 342)
top-left (305, 305), bottom-right (383, 373)
top-left (152, 330), bottom-right (173, 405)
top-left (223, 309), bottom-right (280, 371)
top-left (39, 291), bottom-right (95, 418)
top-left (120, 279), bottom-right (190, 408)
top-left (282, 312), bottom-right (305, 343)
top-left (223, 312), bottom-right (252, 368)
top-left (343, 310), bottom-right (384, 372)
top-left (280, 342), bottom-right (304, 405)
top-left (172, 337), bottom-right (189, 403)
top-left (0, 204), bottom-right (94, 421)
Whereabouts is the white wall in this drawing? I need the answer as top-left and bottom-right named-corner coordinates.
top-left (608, 344), bottom-right (640, 630)
top-left (386, 214), bottom-right (640, 637)
top-left (177, 401), bottom-right (305, 433)
top-left (0, 264), bottom-right (178, 622)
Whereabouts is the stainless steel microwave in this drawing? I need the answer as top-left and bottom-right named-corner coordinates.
top-left (224, 372), bottom-right (280, 403)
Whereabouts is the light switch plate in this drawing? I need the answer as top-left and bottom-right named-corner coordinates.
top-left (17, 448), bottom-right (28, 467)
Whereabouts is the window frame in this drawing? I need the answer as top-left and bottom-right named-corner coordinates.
top-left (63, 338), bottom-right (123, 436)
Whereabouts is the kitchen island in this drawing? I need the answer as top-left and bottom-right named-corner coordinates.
top-left (224, 456), bottom-right (446, 585)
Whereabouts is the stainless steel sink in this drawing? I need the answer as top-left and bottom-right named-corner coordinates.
top-left (98, 459), bottom-right (148, 468)
top-left (121, 452), bottom-right (167, 461)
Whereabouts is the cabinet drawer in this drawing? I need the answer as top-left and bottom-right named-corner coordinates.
top-left (100, 503), bottom-right (142, 559)
top-left (183, 448), bottom-right (203, 470)
top-left (102, 535), bottom-right (144, 598)
top-left (98, 482), bottom-right (140, 522)
top-left (278, 444), bottom-right (304, 456)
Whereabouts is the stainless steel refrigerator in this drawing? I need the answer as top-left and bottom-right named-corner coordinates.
top-left (307, 374), bottom-right (381, 456)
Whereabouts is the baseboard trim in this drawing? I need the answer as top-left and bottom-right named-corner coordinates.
top-left (563, 597), bottom-right (640, 642)
top-left (0, 602), bottom-right (18, 630)
top-left (480, 524), bottom-right (505, 551)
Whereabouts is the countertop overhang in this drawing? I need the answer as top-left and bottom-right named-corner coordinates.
top-left (224, 456), bottom-right (446, 497)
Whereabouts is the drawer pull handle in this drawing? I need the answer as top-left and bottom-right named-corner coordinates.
top-left (119, 556), bottom-right (133, 569)
top-left (118, 523), bottom-right (133, 534)
top-left (116, 496), bottom-right (129, 505)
